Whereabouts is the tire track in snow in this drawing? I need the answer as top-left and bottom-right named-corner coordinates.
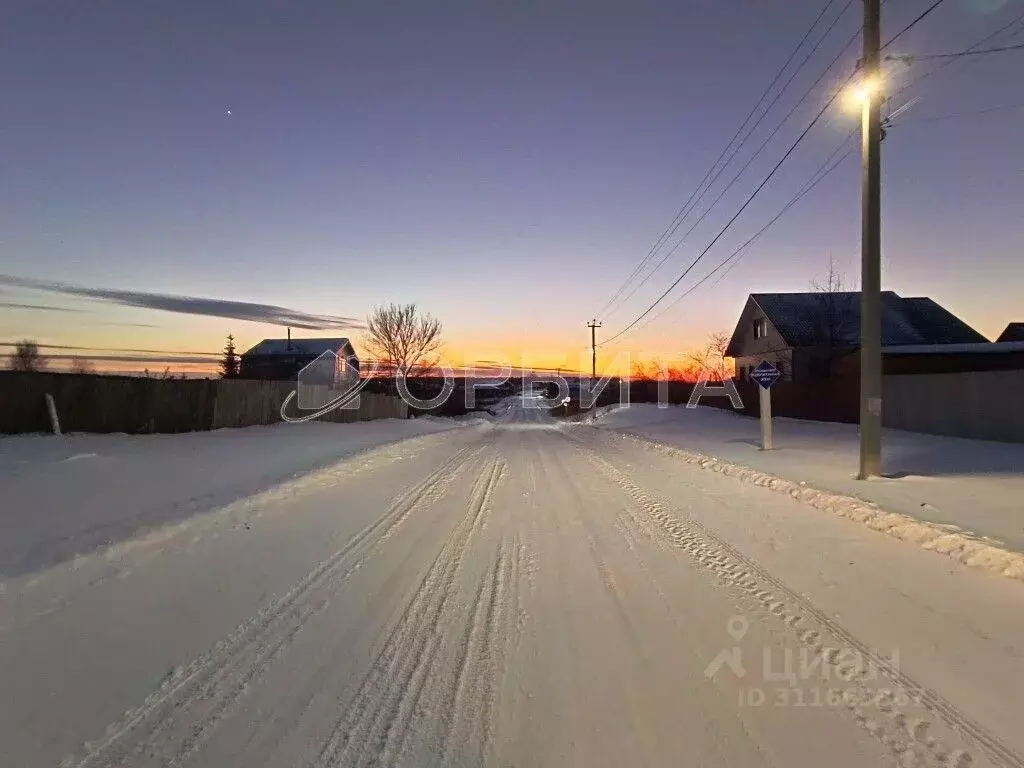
top-left (562, 432), bottom-right (1022, 768)
top-left (313, 457), bottom-right (506, 768)
top-left (226, 457), bottom-right (505, 766)
top-left (383, 461), bottom-right (505, 768)
top-left (434, 537), bottom-right (512, 767)
top-left (63, 442), bottom-right (484, 768)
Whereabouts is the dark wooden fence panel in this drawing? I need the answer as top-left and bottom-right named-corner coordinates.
top-left (0, 372), bottom-right (406, 434)
top-left (695, 378), bottom-right (859, 423)
top-left (884, 370), bottom-right (1024, 442)
top-left (557, 377), bottom-right (860, 424)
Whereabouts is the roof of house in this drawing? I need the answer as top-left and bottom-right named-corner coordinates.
top-left (728, 291), bottom-right (987, 356)
top-left (242, 337), bottom-right (356, 358)
top-left (996, 323), bottom-right (1024, 343)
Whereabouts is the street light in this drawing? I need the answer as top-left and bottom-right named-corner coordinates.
top-left (857, 0), bottom-right (883, 479)
top-left (845, 75), bottom-right (883, 110)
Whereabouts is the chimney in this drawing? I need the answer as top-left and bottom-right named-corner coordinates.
top-left (287, 327), bottom-right (292, 351)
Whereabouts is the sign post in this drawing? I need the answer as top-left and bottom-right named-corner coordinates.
top-left (759, 386), bottom-right (773, 451)
top-left (750, 360), bottom-right (782, 451)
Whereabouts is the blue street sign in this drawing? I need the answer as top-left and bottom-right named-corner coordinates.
top-left (751, 360), bottom-right (781, 390)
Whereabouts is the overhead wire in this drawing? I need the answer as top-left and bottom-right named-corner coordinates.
top-left (881, 0), bottom-right (949, 51)
top-left (624, 131), bottom-right (857, 338)
top-left (690, 0), bottom-right (856, 219)
top-left (600, 0), bottom-right (1014, 349)
top-left (651, 4), bottom-right (1024, 340)
top-left (888, 8), bottom-right (1024, 105)
top-left (602, 14), bottom-right (864, 322)
top-left (593, 0), bottom-right (844, 320)
top-left (890, 100), bottom-right (1024, 126)
top-left (600, 67), bottom-right (859, 347)
top-left (890, 41), bottom-right (1024, 60)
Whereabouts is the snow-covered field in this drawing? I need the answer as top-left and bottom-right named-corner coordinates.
top-left (0, 418), bottom-right (470, 579)
top-left (1, 404), bottom-right (1023, 767)
top-left (588, 404), bottom-right (1024, 553)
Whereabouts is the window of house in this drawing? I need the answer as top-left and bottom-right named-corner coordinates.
top-left (753, 319), bottom-right (767, 339)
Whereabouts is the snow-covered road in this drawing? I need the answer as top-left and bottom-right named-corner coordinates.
top-left (2, 403), bottom-right (1023, 767)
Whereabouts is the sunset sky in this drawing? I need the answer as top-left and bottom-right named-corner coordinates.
top-left (2, 0), bottom-right (1022, 377)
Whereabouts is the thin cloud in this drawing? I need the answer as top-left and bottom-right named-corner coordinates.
top-left (0, 342), bottom-right (217, 355)
top-left (39, 354), bottom-right (220, 365)
top-left (0, 302), bottom-right (157, 326)
top-left (0, 275), bottom-right (365, 331)
top-left (0, 302), bottom-right (85, 312)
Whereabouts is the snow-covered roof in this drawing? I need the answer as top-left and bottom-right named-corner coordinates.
top-left (729, 292), bottom-right (987, 355)
top-left (242, 337), bottom-right (356, 358)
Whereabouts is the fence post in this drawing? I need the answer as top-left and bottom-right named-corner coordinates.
top-left (45, 393), bottom-right (62, 436)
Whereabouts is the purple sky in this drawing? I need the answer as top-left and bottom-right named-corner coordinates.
top-left (2, 0), bottom-right (1022, 372)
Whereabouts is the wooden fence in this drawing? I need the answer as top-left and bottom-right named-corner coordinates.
top-left (15, 370), bottom-right (1015, 441)
top-left (0, 372), bottom-right (407, 434)
top-left (884, 369), bottom-right (1024, 443)
top-left (559, 378), bottom-right (861, 424)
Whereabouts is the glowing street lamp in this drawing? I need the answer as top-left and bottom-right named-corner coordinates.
top-left (845, 75), bottom-right (883, 110)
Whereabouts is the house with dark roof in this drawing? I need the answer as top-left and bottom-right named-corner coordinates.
top-left (997, 323), bottom-right (1024, 343)
top-left (239, 336), bottom-right (359, 381)
top-left (725, 291), bottom-right (989, 381)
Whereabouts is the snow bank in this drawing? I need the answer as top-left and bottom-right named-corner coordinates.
top-left (584, 404), bottom-right (1024, 582)
top-left (0, 417), bottom-right (476, 580)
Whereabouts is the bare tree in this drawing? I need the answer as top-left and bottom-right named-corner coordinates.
top-left (687, 332), bottom-right (732, 382)
top-left (364, 303), bottom-right (443, 381)
top-left (630, 360), bottom-right (661, 382)
top-left (69, 357), bottom-right (95, 374)
top-left (808, 255), bottom-right (857, 378)
top-left (631, 359), bottom-right (697, 383)
top-left (9, 340), bottom-right (47, 372)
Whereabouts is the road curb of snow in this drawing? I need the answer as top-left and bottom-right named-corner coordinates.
top-left (614, 430), bottom-right (1024, 584)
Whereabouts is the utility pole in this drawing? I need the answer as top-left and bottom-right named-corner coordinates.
top-left (587, 320), bottom-right (602, 381)
top-left (858, 0), bottom-right (883, 479)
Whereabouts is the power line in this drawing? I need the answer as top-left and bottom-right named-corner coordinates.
top-left (882, 0), bottom-right (949, 51)
top-left (707, 137), bottom-right (855, 292)
top-left (602, 18), bottom-right (863, 322)
top-left (695, 0), bottom-right (856, 213)
top-left (890, 100), bottom-right (1024, 125)
top-left (593, 0), bottom-right (843, 320)
top-left (709, 94), bottom-right (1023, 290)
top-left (601, 68), bottom-right (858, 347)
top-left (617, 132), bottom-right (857, 341)
top-left (889, 41), bottom-right (1024, 60)
top-left (886, 9), bottom-right (1024, 117)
